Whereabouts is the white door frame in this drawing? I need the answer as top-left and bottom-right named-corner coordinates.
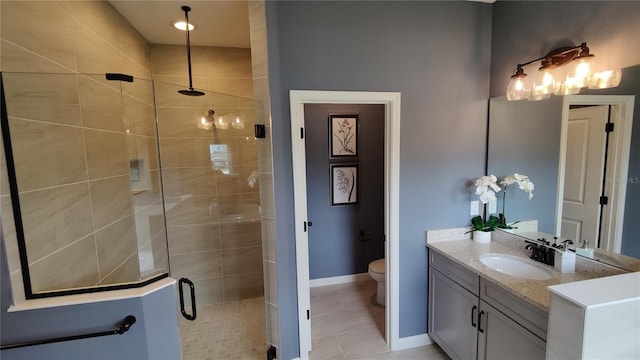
top-left (289, 90), bottom-right (401, 358)
top-left (556, 95), bottom-right (635, 252)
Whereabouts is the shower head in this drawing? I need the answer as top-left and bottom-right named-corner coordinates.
top-left (178, 89), bottom-right (205, 96)
top-left (178, 5), bottom-right (204, 97)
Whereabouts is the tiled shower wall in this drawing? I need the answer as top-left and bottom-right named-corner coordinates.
top-left (0, 1), bottom-right (167, 299)
top-left (149, 45), bottom-right (264, 305)
top-left (249, 0), bottom-right (281, 351)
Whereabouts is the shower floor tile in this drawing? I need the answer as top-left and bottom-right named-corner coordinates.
top-left (179, 296), bottom-right (266, 360)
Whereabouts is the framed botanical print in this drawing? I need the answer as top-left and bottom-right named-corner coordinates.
top-left (329, 115), bottom-right (358, 157)
top-left (331, 164), bottom-right (358, 205)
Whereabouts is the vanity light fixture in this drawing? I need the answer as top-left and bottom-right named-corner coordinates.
top-left (506, 42), bottom-right (622, 101)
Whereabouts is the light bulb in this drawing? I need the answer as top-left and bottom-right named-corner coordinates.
top-left (173, 21), bottom-right (195, 31)
top-left (570, 56), bottom-right (595, 88)
top-left (506, 74), bottom-right (530, 101)
top-left (588, 69), bottom-right (622, 89)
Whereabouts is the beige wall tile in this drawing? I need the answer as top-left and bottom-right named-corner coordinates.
top-left (149, 231), bottom-right (168, 272)
top-left (168, 223), bottom-right (221, 254)
top-left (164, 195), bottom-right (220, 226)
top-left (220, 221), bottom-right (262, 249)
top-left (262, 218), bottom-right (276, 262)
top-left (206, 77), bottom-right (254, 99)
top-left (78, 75), bottom-right (125, 132)
top-left (122, 57), bottom-right (153, 82)
top-left (222, 246), bottom-right (263, 276)
top-left (157, 107), bottom-right (216, 138)
top-left (132, 135), bottom-right (159, 171)
top-left (170, 250), bottom-right (222, 280)
top-left (74, 23), bottom-right (122, 74)
top-left (29, 234), bottom-right (100, 293)
top-left (90, 175), bottom-right (133, 229)
top-left (0, 136), bottom-right (9, 196)
top-left (206, 47), bottom-right (252, 78)
top-left (1, 1), bottom-right (77, 70)
top-left (2, 73), bottom-right (81, 126)
top-left (100, 253), bottom-right (140, 285)
top-left (159, 138), bottom-right (215, 168)
top-left (10, 271), bottom-right (25, 303)
top-left (218, 192), bottom-right (260, 210)
top-left (0, 39), bottom-right (73, 73)
top-left (249, 24), bottom-right (268, 79)
top-left (151, 44), bottom-right (207, 77)
top-left (248, 1), bottom-right (266, 28)
top-left (84, 129), bottom-right (129, 180)
top-left (8, 119), bottom-right (87, 191)
top-left (95, 215), bottom-right (137, 278)
top-left (124, 95), bottom-right (156, 137)
top-left (223, 272), bottom-right (264, 301)
top-left (122, 79), bottom-right (154, 104)
top-left (191, 277), bottom-right (224, 305)
top-left (118, 16), bottom-right (152, 71)
top-left (265, 260), bottom-right (277, 304)
top-left (134, 202), bottom-right (165, 247)
top-left (132, 171), bottom-right (162, 208)
top-left (61, 1), bottom-right (121, 49)
top-left (161, 167), bottom-right (217, 197)
top-left (153, 76), bottom-right (210, 107)
top-left (21, 183), bottom-right (93, 263)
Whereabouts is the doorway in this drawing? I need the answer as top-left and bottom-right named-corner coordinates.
top-left (289, 90), bottom-right (401, 358)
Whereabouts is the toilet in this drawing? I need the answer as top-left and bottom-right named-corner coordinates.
top-left (368, 258), bottom-right (385, 306)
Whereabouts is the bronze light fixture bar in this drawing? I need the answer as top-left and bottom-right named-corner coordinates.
top-left (507, 42), bottom-right (621, 101)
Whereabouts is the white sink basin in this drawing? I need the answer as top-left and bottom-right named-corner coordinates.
top-left (480, 253), bottom-right (552, 280)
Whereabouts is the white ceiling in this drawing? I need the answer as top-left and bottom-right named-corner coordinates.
top-left (109, 1), bottom-right (251, 48)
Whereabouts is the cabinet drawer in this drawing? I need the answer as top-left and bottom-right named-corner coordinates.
top-left (480, 278), bottom-right (548, 340)
top-left (430, 250), bottom-right (479, 295)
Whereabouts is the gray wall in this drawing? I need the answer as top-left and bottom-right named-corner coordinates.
top-left (305, 104), bottom-right (385, 279)
top-left (266, 2), bottom-right (492, 357)
top-left (490, 2), bottom-right (640, 258)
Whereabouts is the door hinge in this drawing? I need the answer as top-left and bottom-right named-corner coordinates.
top-left (300, 127), bottom-right (304, 139)
top-left (605, 123), bottom-right (614, 133)
top-left (307, 309), bottom-right (310, 320)
top-left (267, 345), bottom-right (277, 360)
top-left (600, 196), bottom-right (608, 205)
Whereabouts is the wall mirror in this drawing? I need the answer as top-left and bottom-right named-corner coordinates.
top-left (487, 65), bottom-right (640, 272)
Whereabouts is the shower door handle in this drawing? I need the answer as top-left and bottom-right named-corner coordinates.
top-left (178, 278), bottom-right (197, 321)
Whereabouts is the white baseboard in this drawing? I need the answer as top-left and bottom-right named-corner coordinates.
top-left (392, 333), bottom-right (433, 351)
top-left (309, 273), bottom-right (370, 287)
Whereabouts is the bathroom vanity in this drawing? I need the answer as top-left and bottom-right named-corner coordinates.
top-left (426, 230), bottom-right (626, 360)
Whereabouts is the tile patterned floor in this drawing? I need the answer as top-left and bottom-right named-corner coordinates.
top-left (178, 296), bottom-right (266, 360)
top-left (309, 279), bottom-right (449, 360)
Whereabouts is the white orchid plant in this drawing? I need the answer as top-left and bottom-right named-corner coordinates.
top-left (498, 173), bottom-right (535, 229)
top-left (469, 175), bottom-right (502, 233)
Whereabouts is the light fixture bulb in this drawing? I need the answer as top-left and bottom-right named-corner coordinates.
top-left (588, 69), bottom-right (622, 89)
top-left (173, 21), bottom-right (195, 31)
top-left (506, 71), bottom-right (530, 101)
top-left (569, 56), bottom-right (595, 88)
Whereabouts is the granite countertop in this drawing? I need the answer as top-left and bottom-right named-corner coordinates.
top-left (426, 230), bottom-right (627, 312)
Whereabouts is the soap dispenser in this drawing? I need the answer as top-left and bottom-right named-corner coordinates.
top-left (575, 239), bottom-right (595, 259)
top-left (554, 240), bottom-right (576, 274)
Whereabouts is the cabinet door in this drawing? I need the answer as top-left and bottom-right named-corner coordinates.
top-left (477, 301), bottom-right (546, 360)
top-left (429, 267), bottom-right (478, 360)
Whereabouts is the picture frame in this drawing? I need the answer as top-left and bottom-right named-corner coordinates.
top-left (329, 114), bottom-right (358, 158)
top-left (331, 164), bottom-right (358, 206)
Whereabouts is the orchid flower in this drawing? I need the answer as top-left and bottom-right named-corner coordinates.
top-left (474, 175), bottom-right (501, 204)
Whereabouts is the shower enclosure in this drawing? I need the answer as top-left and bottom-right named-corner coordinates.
top-left (1, 71), bottom-right (263, 307)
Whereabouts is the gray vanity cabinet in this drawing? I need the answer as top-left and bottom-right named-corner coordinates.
top-left (428, 251), bottom-right (547, 360)
top-left (477, 300), bottom-right (546, 360)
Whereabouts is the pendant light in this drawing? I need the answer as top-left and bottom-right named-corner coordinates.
top-left (178, 5), bottom-right (205, 96)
